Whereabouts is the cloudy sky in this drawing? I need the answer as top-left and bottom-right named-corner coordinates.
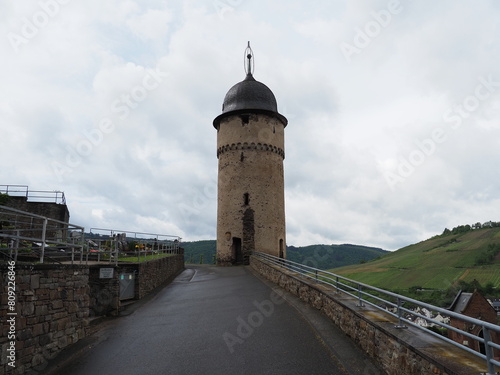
top-left (1, 0), bottom-right (499, 250)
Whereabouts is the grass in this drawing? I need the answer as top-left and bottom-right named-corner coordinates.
top-left (332, 228), bottom-right (500, 291)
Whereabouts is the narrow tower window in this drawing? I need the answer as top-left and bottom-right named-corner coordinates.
top-left (240, 152), bottom-right (245, 162)
top-left (244, 193), bottom-right (250, 205)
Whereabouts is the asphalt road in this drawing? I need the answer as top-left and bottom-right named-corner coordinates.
top-left (47, 265), bottom-right (382, 375)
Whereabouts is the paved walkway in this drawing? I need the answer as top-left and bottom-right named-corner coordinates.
top-left (45, 265), bottom-right (382, 375)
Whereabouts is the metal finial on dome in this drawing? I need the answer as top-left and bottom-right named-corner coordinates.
top-left (244, 41), bottom-right (254, 77)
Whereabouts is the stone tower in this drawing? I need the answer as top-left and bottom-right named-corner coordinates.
top-left (213, 43), bottom-right (288, 266)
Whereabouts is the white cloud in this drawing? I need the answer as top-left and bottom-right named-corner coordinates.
top-left (1, 0), bottom-right (500, 250)
top-left (126, 9), bottom-right (172, 40)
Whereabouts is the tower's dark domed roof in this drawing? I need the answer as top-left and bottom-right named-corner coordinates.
top-left (222, 74), bottom-right (278, 113)
top-left (213, 43), bottom-right (287, 128)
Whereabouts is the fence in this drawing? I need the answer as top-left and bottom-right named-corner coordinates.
top-left (0, 205), bottom-right (83, 263)
top-left (85, 228), bottom-right (182, 265)
top-left (253, 251), bottom-right (500, 375)
top-left (0, 184), bottom-right (66, 205)
top-left (0, 206), bottom-right (182, 265)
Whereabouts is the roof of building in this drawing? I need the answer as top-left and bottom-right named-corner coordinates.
top-left (213, 43), bottom-right (287, 127)
top-left (449, 291), bottom-right (473, 314)
top-left (221, 73), bottom-right (278, 114)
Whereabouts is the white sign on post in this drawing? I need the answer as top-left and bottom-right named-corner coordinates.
top-left (99, 268), bottom-right (114, 279)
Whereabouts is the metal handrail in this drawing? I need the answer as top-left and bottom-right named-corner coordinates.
top-left (0, 185), bottom-right (66, 205)
top-left (0, 205), bottom-right (84, 263)
top-left (253, 251), bottom-right (500, 375)
top-left (0, 206), bottom-right (182, 265)
top-left (84, 228), bottom-right (182, 265)
top-left (88, 227), bottom-right (181, 241)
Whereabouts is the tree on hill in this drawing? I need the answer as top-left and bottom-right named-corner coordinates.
top-left (442, 221), bottom-right (500, 237)
top-left (475, 243), bottom-right (500, 266)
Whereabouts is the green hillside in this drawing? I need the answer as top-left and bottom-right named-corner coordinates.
top-left (286, 244), bottom-right (388, 269)
top-left (182, 240), bottom-right (388, 268)
top-left (183, 240), bottom-right (216, 264)
top-left (332, 226), bottom-right (500, 292)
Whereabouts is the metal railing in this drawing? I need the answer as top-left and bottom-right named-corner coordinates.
top-left (0, 205), bottom-right (83, 263)
top-left (0, 185), bottom-right (66, 205)
top-left (85, 228), bottom-right (182, 265)
top-left (253, 251), bottom-right (500, 375)
top-left (0, 206), bottom-right (182, 265)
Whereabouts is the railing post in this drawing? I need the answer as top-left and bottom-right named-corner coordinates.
top-left (357, 284), bottom-right (364, 307)
top-left (394, 297), bottom-right (407, 329)
top-left (482, 327), bottom-right (495, 375)
top-left (14, 231), bottom-right (20, 262)
top-left (71, 233), bottom-right (75, 265)
top-left (315, 269), bottom-right (318, 281)
top-left (71, 242), bottom-right (75, 264)
top-left (40, 217), bottom-right (48, 264)
top-left (335, 276), bottom-right (340, 294)
top-left (115, 238), bottom-right (118, 266)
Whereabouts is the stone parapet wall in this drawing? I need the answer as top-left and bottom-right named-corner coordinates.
top-left (88, 254), bottom-right (185, 317)
top-left (250, 256), bottom-right (493, 375)
top-left (137, 254), bottom-right (184, 299)
top-left (4, 197), bottom-right (69, 224)
top-left (0, 264), bottom-right (89, 375)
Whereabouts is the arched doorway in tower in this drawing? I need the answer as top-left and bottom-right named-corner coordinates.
top-left (232, 237), bottom-right (243, 265)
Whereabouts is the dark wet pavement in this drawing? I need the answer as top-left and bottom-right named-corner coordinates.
top-left (46, 265), bottom-right (381, 375)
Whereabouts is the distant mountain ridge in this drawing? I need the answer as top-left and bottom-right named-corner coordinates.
top-left (181, 240), bottom-right (388, 268)
top-left (286, 244), bottom-right (388, 269)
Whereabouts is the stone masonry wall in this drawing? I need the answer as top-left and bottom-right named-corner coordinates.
top-left (87, 254), bottom-right (184, 317)
top-left (2, 197), bottom-right (71, 243)
top-left (250, 256), bottom-right (494, 375)
top-left (4, 197), bottom-right (70, 224)
top-left (136, 254), bottom-right (184, 299)
top-left (0, 264), bottom-right (89, 375)
top-left (88, 266), bottom-right (120, 318)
